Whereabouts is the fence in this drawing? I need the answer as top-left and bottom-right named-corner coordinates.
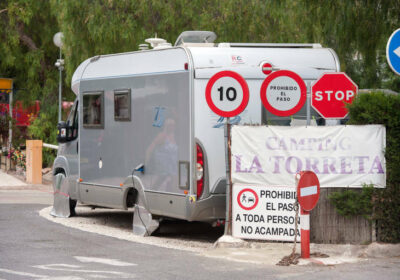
top-left (310, 188), bottom-right (373, 244)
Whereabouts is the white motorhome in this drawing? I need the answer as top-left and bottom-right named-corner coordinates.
top-left (52, 31), bottom-right (340, 236)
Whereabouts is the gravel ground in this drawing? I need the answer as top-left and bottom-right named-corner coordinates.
top-left (40, 205), bottom-right (224, 253)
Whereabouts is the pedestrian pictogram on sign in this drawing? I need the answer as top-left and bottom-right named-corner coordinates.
top-left (205, 71), bottom-right (249, 117)
top-left (311, 72), bottom-right (358, 119)
top-left (260, 70), bottom-right (307, 117)
top-left (237, 188), bottom-right (259, 210)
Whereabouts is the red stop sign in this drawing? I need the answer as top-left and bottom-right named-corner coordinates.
top-left (311, 73), bottom-right (358, 119)
top-left (296, 171), bottom-right (320, 212)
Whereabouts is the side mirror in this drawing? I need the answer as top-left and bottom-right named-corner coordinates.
top-left (57, 121), bottom-right (68, 143)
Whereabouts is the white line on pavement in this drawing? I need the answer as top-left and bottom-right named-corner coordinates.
top-left (75, 256), bottom-right (136, 267)
top-left (0, 268), bottom-right (46, 278)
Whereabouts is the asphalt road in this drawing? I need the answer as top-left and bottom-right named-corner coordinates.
top-left (0, 177), bottom-right (399, 279)
top-left (0, 203), bottom-right (285, 280)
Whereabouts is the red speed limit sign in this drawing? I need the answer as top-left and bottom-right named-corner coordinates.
top-left (205, 71), bottom-right (249, 117)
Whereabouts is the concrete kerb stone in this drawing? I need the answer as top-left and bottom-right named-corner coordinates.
top-left (213, 235), bottom-right (400, 265)
top-left (213, 235), bottom-right (251, 248)
top-left (309, 243), bottom-right (400, 259)
top-left (362, 242), bottom-right (400, 258)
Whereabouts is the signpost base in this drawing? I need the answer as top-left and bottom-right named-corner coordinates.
top-left (300, 208), bottom-right (310, 258)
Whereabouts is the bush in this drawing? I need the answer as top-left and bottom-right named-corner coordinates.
top-left (0, 115), bottom-right (27, 149)
top-left (344, 91), bottom-right (400, 242)
top-left (328, 185), bottom-right (374, 220)
top-left (28, 106), bottom-right (58, 167)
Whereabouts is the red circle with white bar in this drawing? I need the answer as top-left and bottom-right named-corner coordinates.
top-left (311, 72), bottom-right (358, 119)
top-left (296, 171), bottom-right (320, 211)
top-left (260, 70), bottom-right (307, 117)
top-left (237, 188), bottom-right (259, 210)
top-left (205, 71), bottom-right (249, 118)
top-left (261, 62), bottom-right (273, 75)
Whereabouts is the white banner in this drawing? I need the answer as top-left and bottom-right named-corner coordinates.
top-left (231, 125), bottom-right (386, 188)
top-left (232, 184), bottom-right (299, 241)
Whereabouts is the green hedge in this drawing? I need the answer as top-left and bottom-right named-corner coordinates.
top-left (346, 91), bottom-right (400, 243)
top-left (328, 185), bottom-right (374, 220)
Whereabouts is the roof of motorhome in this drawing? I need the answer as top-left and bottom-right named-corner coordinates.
top-left (71, 45), bottom-right (339, 95)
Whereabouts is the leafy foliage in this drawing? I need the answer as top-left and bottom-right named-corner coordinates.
top-left (0, 114), bottom-right (10, 138)
top-left (0, 0), bottom-right (65, 159)
top-left (1, 0), bottom-right (399, 165)
top-left (0, 114), bottom-right (25, 148)
top-left (345, 92), bottom-right (400, 242)
top-left (303, 0), bottom-right (400, 89)
top-left (328, 185), bottom-right (374, 219)
top-left (28, 108), bottom-right (58, 167)
top-left (52, 0), bottom-right (305, 84)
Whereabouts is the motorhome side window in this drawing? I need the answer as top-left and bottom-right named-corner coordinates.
top-left (114, 90), bottom-right (131, 121)
top-left (67, 100), bottom-right (78, 126)
top-left (83, 92), bottom-right (104, 128)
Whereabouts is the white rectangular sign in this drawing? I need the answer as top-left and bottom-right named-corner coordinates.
top-left (231, 125), bottom-right (386, 188)
top-left (232, 184), bottom-right (300, 241)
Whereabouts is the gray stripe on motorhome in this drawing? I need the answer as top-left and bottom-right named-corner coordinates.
top-left (76, 70), bottom-right (188, 83)
top-left (145, 190), bottom-right (186, 197)
top-left (80, 182), bottom-right (123, 189)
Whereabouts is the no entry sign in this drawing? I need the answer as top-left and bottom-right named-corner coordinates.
top-left (296, 171), bottom-right (320, 212)
top-left (205, 71), bottom-right (249, 117)
top-left (260, 70), bottom-right (306, 117)
top-left (311, 72), bottom-right (358, 119)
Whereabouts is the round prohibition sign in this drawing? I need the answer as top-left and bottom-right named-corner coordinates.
top-left (237, 188), bottom-right (259, 210)
top-left (205, 71), bottom-right (249, 117)
top-left (260, 70), bottom-right (307, 117)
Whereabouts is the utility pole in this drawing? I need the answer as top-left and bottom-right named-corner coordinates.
top-left (53, 32), bottom-right (64, 122)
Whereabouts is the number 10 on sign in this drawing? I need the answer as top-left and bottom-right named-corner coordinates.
top-left (205, 71), bottom-right (249, 118)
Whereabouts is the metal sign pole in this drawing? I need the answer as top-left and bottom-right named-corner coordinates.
top-left (306, 82), bottom-right (311, 126)
top-left (224, 117), bottom-right (232, 235)
top-left (8, 86), bottom-right (13, 152)
top-left (58, 48), bottom-right (62, 122)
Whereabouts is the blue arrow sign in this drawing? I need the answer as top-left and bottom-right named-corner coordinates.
top-left (387, 28), bottom-right (400, 76)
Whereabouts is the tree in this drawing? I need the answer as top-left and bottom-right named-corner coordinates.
top-left (52, 0), bottom-right (307, 83)
top-left (1, 0), bottom-right (398, 153)
top-left (0, 1), bottom-right (62, 102)
top-left (302, 0), bottom-right (400, 89)
top-left (0, 0), bottom-right (67, 149)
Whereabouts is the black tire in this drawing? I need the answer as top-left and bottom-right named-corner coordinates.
top-left (69, 199), bottom-right (77, 217)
